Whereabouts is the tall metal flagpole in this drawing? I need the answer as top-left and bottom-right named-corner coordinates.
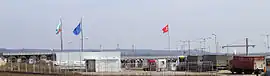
top-left (59, 17), bottom-right (63, 71)
top-left (60, 17), bottom-right (63, 53)
top-left (80, 17), bottom-right (84, 71)
top-left (168, 24), bottom-right (171, 52)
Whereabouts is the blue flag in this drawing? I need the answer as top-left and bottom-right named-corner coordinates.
top-left (73, 22), bottom-right (81, 35)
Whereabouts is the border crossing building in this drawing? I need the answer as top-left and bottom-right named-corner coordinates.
top-left (0, 48), bottom-right (205, 72)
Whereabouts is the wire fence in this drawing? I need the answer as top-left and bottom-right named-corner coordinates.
top-left (0, 59), bottom-right (219, 76)
top-left (122, 61), bottom-right (216, 71)
top-left (0, 61), bottom-right (61, 73)
top-left (119, 61), bottom-right (217, 76)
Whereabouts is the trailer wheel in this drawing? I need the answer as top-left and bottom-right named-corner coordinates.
top-left (236, 71), bottom-right (242, 74)
top-left (254, 69), bottom-right (261, 74)
top-left (244, 71), bottom-right (253, 74)
top-left (231, 69), bottom-right (235, 74)
top-left (235, 69), bottom-right (242, 74)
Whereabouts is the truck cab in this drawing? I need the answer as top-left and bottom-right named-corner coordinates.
top-left (176, 56), bottom-right (187, 71)
top-left (264, 56), bottom-right (270, 75)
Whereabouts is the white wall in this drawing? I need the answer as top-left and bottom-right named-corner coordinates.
top-left (95, 59), bottom-right (121, 72)
top-left (83, 52), bottom-right (121, 60)
top-left (55, 52), bottom-right (121, 68)
top-left (56, 52), bottom-right (121, 61)
top-left (83, 52), bottom-right (121, 72)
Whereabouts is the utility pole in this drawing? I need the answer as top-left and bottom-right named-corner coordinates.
top-left (245, 38), bottom-right (248, 56)
top-left (132, 44), bottom-right (135, 56)
top-left (212, 34), bottom-right (218, 54)
top-left (132, 44), bottom-right (135, 52)
top-left (262, 34), bottom-right (270, 51)
top-left (226, 44), bottom-right (229, 55)
top-left (199, 41), bottom-right (203, 54)
top-left (203, 39), bottom-right (206, 54)
top-left (188, 40), bottom-right (191, 56)
top-left (267, 35), bottom-right (269, 50)
top-left (117, 44), bottom-right (120, 49)
top-left (100, 44), bottom-right (103, 51)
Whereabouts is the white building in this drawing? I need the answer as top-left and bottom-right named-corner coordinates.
top-left (54, 51), bottom-right (121, 72)
top-left (84, 52), bottom-right (121, 72)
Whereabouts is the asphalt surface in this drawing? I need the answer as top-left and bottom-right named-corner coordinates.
top-left (93, 70), bottom-right (261, 76)
top-left (0, 70), bottom-right (263, 76)
top-left (217, 70), bottom-right (259, 76)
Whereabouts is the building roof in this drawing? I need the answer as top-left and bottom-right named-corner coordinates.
top-left (0, 48), bottom-right (213, 56)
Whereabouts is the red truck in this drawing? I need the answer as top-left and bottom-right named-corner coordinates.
top-left (229, 55), bottom-right (265, 74)
top-left (143, 59), bottom-right (157, 71)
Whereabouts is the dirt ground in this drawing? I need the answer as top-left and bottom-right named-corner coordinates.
top-left (0, 72), bottom-right (82, 76)
top-left (0, 72), bottom-right (56, 76)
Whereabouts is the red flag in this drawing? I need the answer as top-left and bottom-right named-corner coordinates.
top-left (162, 24), bottom-right (169, 33)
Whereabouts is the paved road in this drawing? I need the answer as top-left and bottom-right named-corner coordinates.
top-left (80, 71), bottom-right (217, 76)
top-left (78, 70), bottom-right (263, 76)
top-left (218, 70), bottom-right (258, 76)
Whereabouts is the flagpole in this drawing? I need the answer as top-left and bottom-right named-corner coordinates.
top-left (168, 24), bottom-right (171, 52)
top-left (59, 17), bottom-right (63, 70)
top-left (60, 17), bottom-right (63, 52)
top-left (80, 17), bottom-right (84, 71)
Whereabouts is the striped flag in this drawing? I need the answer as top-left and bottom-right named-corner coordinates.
top-left (56, 18), bottom-right (62, 35)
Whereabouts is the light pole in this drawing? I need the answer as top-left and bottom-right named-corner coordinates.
top-left (132, 44), bottom-right (136, 56)
top-left (212, 34), bottom-right (218, 54)
top-left (100, 44), bottom-right (103, 51)
top-left (261, 34), bottom-right (270, 51)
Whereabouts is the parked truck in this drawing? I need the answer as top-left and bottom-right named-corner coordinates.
top-left (202, 55), bottom-right (232, 70)
top-left (229, 55), bottom-right (265, 74)
top-left (176, 55), bottom-right (213, 72)
top-left (143, 59), bottom-right (157, 71)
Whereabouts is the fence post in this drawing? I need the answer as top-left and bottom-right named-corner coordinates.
top-left (37, 63), bottom-right (39, 73)
top-left (25, 63), bottom-right (27, 72)
top-left (40, 64), bottom-right (42, 73)
top-left (184, 62), bottom-right (186, 76)
top-left (17, 62), bottom-right (20, 71)
top-left (39, 64), bottom-right (41, 73)
top-left (49, 63), bottom-right (51, 73)
top-left (187, 61), bottom-right (189, 72)
top-left (211, 61), bottom-right (213, 76)
top-left (11, 62), bottom-right (13, 71)
top-left (3, 62), bottom-right (6, 71)
top-left (42, 64), bottom-right (44, 73)
top-left (33, 64), bottom-right (35, 72)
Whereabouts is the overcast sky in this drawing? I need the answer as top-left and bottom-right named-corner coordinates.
top-left (1, 0), bottom-right (270, 53)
